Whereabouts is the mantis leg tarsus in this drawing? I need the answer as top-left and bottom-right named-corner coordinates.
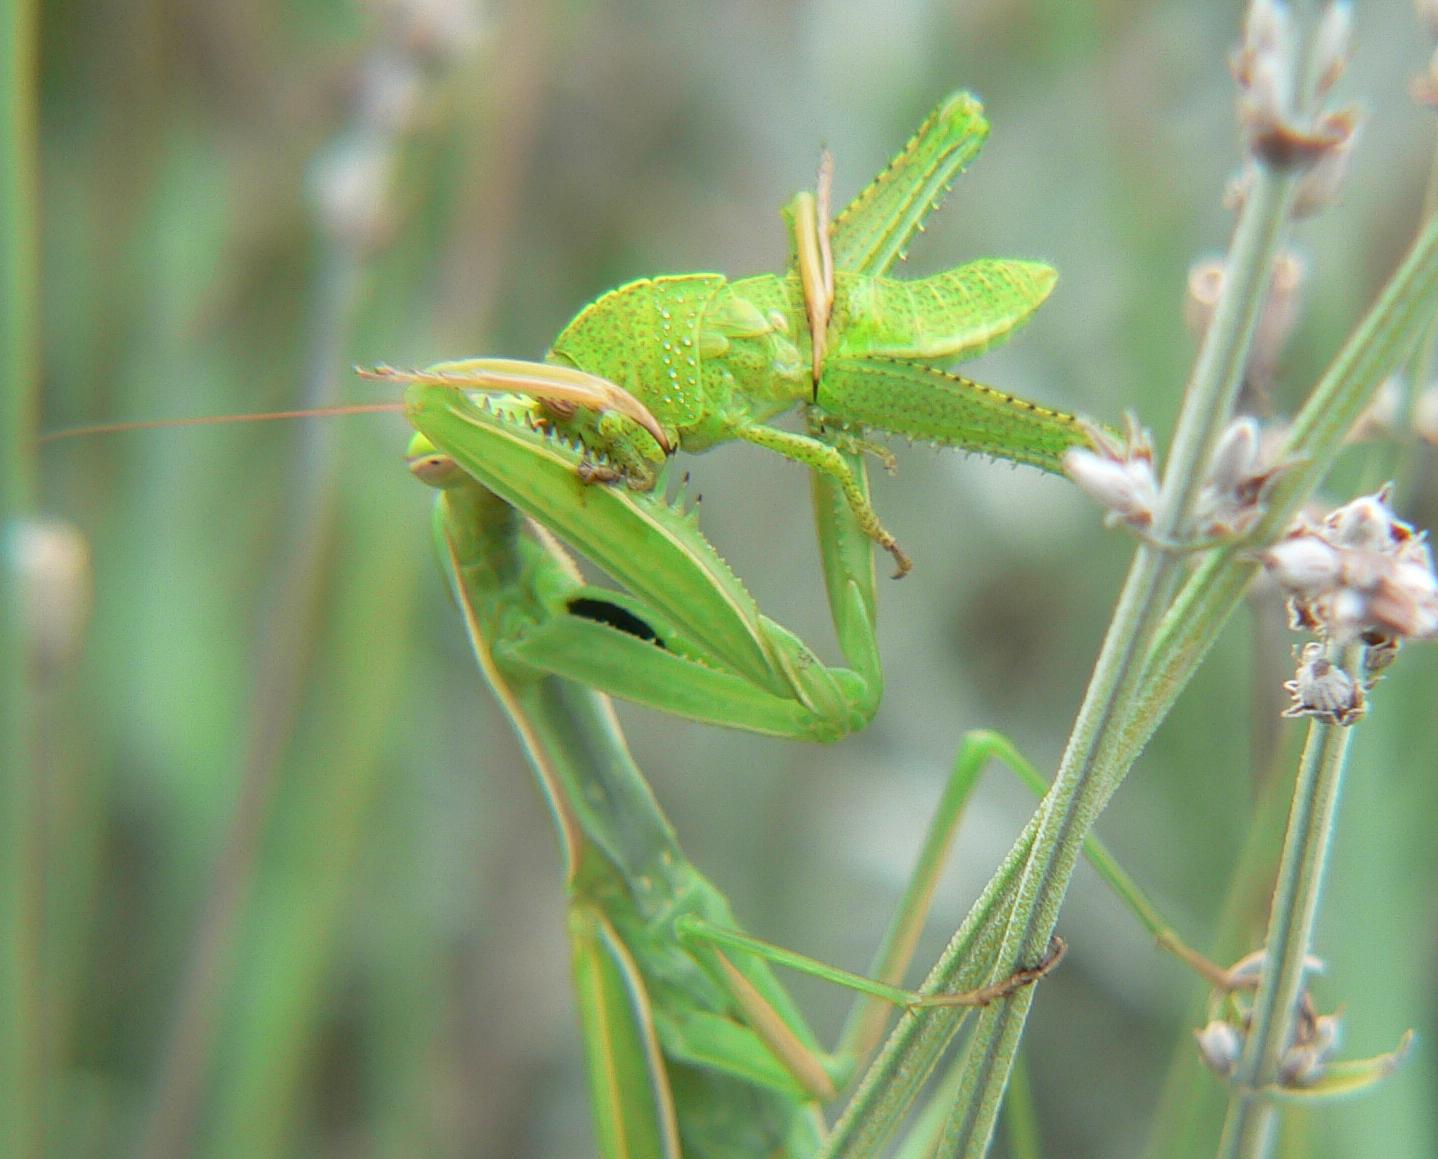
top-left (576, 461), bottom-right (626, 484)
top-left (912, 935), bottom-right (1068, 1009)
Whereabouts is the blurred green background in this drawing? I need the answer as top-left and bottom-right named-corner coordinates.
top-left (23, 0), bottom-right (1438, 1155)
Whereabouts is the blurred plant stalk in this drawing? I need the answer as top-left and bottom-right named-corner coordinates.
top-left (1, 0), bottom-right (44, 1155)
top-left (135, 6), bottom-right (482, 1157)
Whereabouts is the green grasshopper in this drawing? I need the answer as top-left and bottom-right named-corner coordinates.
top-left (374, 90), bottom-right (1086, 581)
top-left (383, 92), bottom-right (1091, 745)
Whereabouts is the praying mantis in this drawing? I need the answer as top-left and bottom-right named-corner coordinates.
top-left (420, 459), bottom-right (1082, 1155)
top-left (390, 93), bottom-right (1122, 1153)
top-left (38, 87), bottom-right (1234, 1156)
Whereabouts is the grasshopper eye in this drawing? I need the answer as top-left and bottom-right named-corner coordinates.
top-left (567, 596), bottom-right (665, 647)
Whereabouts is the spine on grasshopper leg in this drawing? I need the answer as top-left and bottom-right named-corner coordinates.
top-left (829, 91), bottom-right (990, 276)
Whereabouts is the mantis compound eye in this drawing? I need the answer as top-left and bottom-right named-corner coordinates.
top-left (566, 596), bottom-right (665, 647)
top-left (407, 451), bottom-right (467, 490)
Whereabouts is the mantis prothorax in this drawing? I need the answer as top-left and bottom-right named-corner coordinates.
top-left (393, 92), bottom-right (1093, 744)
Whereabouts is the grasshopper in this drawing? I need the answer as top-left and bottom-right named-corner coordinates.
top-left (389, 92), bottom-right (1092, 745)
top-left (374, 90), bottom-right (1088, 581)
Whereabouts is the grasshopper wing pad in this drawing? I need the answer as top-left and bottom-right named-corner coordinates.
top-left (816, 356), bottom-right (1087, 474)
top-left (830, 92), bottom-right (990, 279)
top-left (549, 275), bottom-right (727, 429)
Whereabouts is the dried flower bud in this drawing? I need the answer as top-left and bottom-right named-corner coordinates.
top-left (1312, 3), bottom-right (1353, 99)
top-left (1065, 416), bottom-right (1159, 532)
top-left (1234, 0), bottom-right (1293, 89)
top-left (1196, 1020), bottom-right (1245, 1077)
top-left (2, 518), bottom-right (93, 681)
top-left (1324, 489), bottom-right (1401, 552)
top-left (1264, 534), bottom-right (1344, 594)
top-left (1291, 110), bottom-right (1359, 218)
top-left (1284, 641), bottom-right (1365, 724)
top-left (1243, 52), bottom-right (1293, 134)
top-left (1209, 418), bottom-right (1262, 492)
top-left (1364, 634), bottom-right (1403, 676)
top-left (1368, 559), bottom-right (1438, 639)
top-left (1064, 449), bottom-right (1159, 529)
top-left (1249, 103), bottom-right (1353, 171)
top-left (1196, 417), bottom-right (1287, 538)
top-left (1281, 1011), bottom-right (1342, 1085)
top-left (1184, 259), bottom-right (1226, 344)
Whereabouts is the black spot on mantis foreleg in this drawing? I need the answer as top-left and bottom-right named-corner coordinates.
top-left (567, 597), bottom-right (666, 647)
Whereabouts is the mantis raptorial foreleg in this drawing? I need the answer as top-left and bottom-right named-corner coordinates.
top-left (407, 389), bottom-right (884, 742)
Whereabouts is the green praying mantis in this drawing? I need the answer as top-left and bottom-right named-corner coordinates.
top-left (387, 92), bottom-right (1118, 1154)
top-left (38, 88), bottom-right (1264, 1156)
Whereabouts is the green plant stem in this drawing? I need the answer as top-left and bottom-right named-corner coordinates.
top-left (136, 240), bottom-right (359, 1159)
top-left (0, 0), bottom-right (42, 1155)
top-left (931, 154), bottom-right (1303, 1159)
top-left (822, 129), bottom-right (1303, 1159)
top-left (1216, 643), bottom-right (1362, 1158)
